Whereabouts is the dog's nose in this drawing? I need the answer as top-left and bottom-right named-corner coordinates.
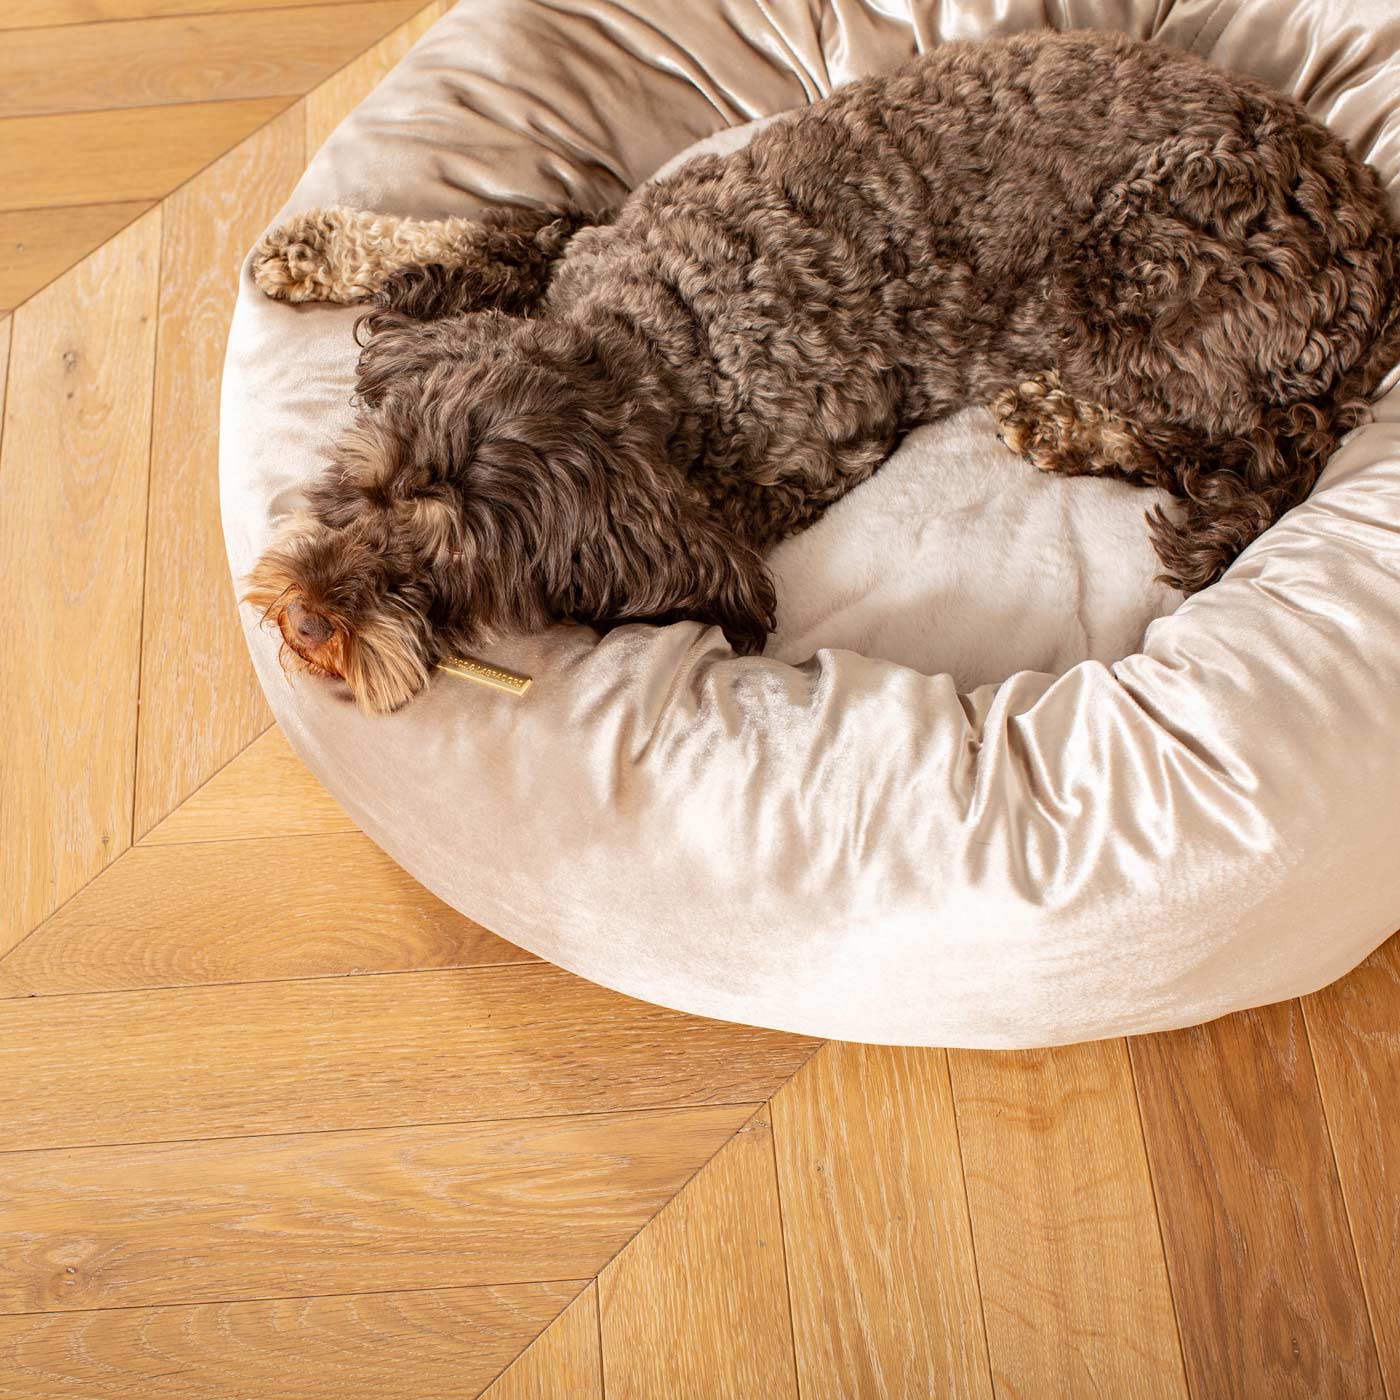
top-left (288, 598), bottom-right (334, 646)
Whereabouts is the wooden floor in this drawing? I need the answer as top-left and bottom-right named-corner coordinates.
top-left (2, 3), bottom-right (1399, 1395)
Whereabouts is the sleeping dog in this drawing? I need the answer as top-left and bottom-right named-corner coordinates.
top-left (245, 29), bottom-right (1400, 712)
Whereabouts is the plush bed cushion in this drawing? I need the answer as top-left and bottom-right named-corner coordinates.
top-left (221, 0), bottom-right (1400, 1047)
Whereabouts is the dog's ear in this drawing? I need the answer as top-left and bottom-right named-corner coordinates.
top-left (353, 308), bottom-right (514, 410)
top-left (366, 207), bottom-right (611, 323)
top-left (373, 264), bottom-right (522, 322)
top-left (545, 455), bottom-right (778, 654)
top-left (643, 503), bottom-right (777, 654)
top-left (353, 308), bottom-right (428, 409)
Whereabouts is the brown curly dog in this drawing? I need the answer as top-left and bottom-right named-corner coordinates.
top-left (245, 29), bottom-right (1400, 712)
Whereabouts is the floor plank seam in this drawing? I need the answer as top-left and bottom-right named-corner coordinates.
top-left (135, 823), bottom-right (363, 851)
top-left (467, 1281), bottom-right (593, 1399)
top-left (0, 317), bottom-right (11, 430)
top-left (2, 956), bottom-right (611, 1002)
top-left (128, 205), bottom-right (168, 852)
top-left (0, 1098), bottom-right (775, 1161)
top-left (3, 88), bottom-right (310, 124)
top-left (4, 198), bottom-right (167, 217)
top-left (763, 1095), bottom-right (806, 1398)
top-left (0, 1277), bottom-right (596, 1322)
top-left (592, 1279), bottom-right (608, 1400)
top-left (2, 201), bottom-right (158, 315)
top-left (579, 1040), bottom-right (827, 1303)
top-left (941, 1050), bottom-right (998, 1396)
top-left (0, 953), bottom-right (542, 1003)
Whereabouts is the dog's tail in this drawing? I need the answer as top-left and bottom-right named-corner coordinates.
top-left (1148, 294), bottom-right (1400, 593)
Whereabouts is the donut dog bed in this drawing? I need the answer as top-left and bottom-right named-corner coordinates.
top-left (221, 0), bottom-right (1400, 1047)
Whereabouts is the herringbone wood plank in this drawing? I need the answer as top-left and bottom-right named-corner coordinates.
top-left (1304, 934), bottom-right (1400, 1394)
top-left (599, 1112), bottom-right (799, 1399)
top-left (1131, 1002), bottom-right (1384, 1398)
top-left (0, 1108), bottom-right (752, 1312)
top-left (0, 100), bottom-right (292, 212)
top-left (770, 1043), bottom-right (992, 1399)
top-left (0, 1283), bottom-right (582, 1399)
top-left (133, 105), bottom-right (302, 838)
top-left (948, 1040), bottom-right (1188, 1398)
top-left (0, 212), bottom-right (161, 962)
top-left (0, 831), bottom-right (528, 998)
top-left (1, 0), bottom-right (385, 29)
top-left (141, 726), bottom-right (354, 845)
top-left (0, 963), bottom-right (813, 1153)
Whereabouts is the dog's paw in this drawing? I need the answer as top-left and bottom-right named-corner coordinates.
top-left (992, 373), bottom-right (1157, 483)
top-left (251, 210), bottom-right (356, 303)
top-left (991, 373), bottom-right (1064, 461)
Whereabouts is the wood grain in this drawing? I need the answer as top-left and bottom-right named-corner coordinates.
top-left (141, 725), bottom-right (355, 845)
top-left (482, 1283), bottom-right (604, 1400)
top-left (132, 106), bottom-right (304, 839)
top-left (0, 962), bottom-right (814, 1152)
top-left (0, 211), bottom-right (160, 961)
top-left (0, 4), bottom-right (424, 119)
top-left (0, 1282), bottom-right (581, 1398)
top-left (599, 1111), bottom-right (798, 1400)
top-left (949, 1040), bottom-right (1187, 1399)
top-left (770, 1042), bottom-right (992, 1399)
top-left (0, 203), bottom-right (152, 312)
top-left (0, 832), bottom-right (529, 998)
top-left (1130, 1001), bottom-right (1384, 1398)
top-left (0, 315), bottom-right (9, 442)
top-left (304, 0), bottom-right (445, 152)
top-left (1304, 934), bottom-right (1400, 1393)
top-left (0, 99), bottom-right (290, 211)
top-left (0, 0), bottom-right (376, 29)
top-left (0, 1108), bottom-right (749, 1313)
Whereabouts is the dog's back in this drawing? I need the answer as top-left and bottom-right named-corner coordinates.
top-left (548, 29), bottom-right (1400, 580)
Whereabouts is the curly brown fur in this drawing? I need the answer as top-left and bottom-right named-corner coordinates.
top-left (251, 204), bottom-right (608, 307)
top-left (248, 30), bottom-right (1400, 711)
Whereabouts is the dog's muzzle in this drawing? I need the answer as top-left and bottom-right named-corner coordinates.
top-left (287, 598), bottom-right (334, 646)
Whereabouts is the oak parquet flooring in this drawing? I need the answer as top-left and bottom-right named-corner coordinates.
top-left (1130, 1003), bottom-right (1384, 1398)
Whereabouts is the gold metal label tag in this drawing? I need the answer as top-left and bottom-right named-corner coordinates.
top-left (436, 655), bottom-right (533, 696)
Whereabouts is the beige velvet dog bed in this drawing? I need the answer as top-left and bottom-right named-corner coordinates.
top-left (222, 0), bottom-right (1400, 1047)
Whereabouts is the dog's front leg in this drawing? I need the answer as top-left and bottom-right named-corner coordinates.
top-left (250, 205), bottom-right (608, 310)
top-left (251, 208), bottom-right (468, 303)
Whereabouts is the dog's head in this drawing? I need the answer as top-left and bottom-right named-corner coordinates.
top-left (243, 506), bottom-right (440, 715)
top-left (244, 313), bottom-right (776, 713)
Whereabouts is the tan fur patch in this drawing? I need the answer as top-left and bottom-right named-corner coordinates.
top-left (251, 207), bottom-right (489, 304)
